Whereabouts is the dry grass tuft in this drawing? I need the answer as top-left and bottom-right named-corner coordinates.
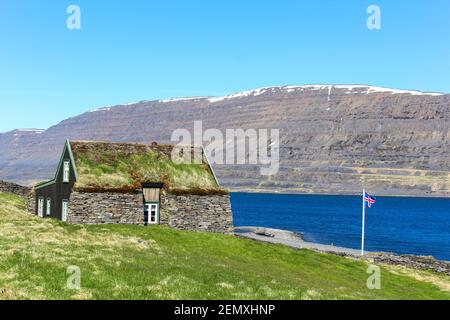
top-left (301, 289), bottom-right (323, 300)
top-left (383, 264), bottom-right (450, 292)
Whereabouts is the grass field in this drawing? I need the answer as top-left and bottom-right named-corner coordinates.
top-left (0, 192), bottom-right (449, 300)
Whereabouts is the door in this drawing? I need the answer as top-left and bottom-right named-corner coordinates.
top-left (146, 203), bottom-right (159, 225)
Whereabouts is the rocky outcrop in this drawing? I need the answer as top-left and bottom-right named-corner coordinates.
top-left (235, 226), bottom-right (304, 241)
top-left (1, 85), bottom-right (450, 196)
top-left (0, 180), bottom-right (31, 197)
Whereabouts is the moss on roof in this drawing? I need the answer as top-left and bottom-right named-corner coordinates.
top-left (70, 141), bottom-right (225, 195)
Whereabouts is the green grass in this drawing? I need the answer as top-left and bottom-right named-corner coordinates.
top-left (76, 149), bottom-right (219, 192)
top-left (0, 192), bottom-right (449, 300)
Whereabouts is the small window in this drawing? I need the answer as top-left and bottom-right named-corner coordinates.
top-left (38, 197), bottom-right (44, 218)
top-left (46, 198), bottom-right (51, 216)
top-left (63, 160), bottom-right (70, 183)
top-left (62, 200), bottom-right (69, 222)
top-left (145, 203), bottom-right (159, 225)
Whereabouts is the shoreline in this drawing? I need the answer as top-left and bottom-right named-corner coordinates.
top-left (234, 226), bottom-right (450, 275)
top-left (235, 226), bottom-right (362, 256)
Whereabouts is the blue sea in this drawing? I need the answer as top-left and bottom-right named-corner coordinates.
top-left (230, 193), bottom-right (450, 261)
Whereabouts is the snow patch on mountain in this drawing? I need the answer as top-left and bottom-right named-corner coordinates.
top-left (89, 106), bottom-right (112, 113)
top-left (88, 101), bottom-right (150, 113)
top-left (160, 97), bottom-right (209, 103)
top-left (331, 85), bottom-right (443, 96)
top-left (85, 84), bottom-right (444, 113)
top-left (208, 87), bottom-right (274, 103)
top-left (207, 85), bottom-right (444, 102)
top-left (14, 129), bottom-right (45, 133)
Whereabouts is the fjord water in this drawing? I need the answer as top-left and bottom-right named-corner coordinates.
top-left (230, 193), bottom-right (450, 261)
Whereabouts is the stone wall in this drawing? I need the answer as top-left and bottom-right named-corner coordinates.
top-left (66, 190), bottom-right (233, 233)
top-left (0, 180), bottom-right (31, 197)
top-left (68, 191), bottom-right (144, 225)
top-left (160, 193), bottom-right (233, 233)
top-left (27, 188), bottom-right (36, 214)
top-left (369, 254), bottom-right (450, 276)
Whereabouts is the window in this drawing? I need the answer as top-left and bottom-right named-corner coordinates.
top-left (46, 198), bottom-right (51, 216)
top-left (62, 200), bottom-right (69, 222)
top-left (63, 160), bottom-right (70, 183)
top-left (145, 203), bottom-right (159, 225)
top-left (38, 197), bottom-right (44, 218)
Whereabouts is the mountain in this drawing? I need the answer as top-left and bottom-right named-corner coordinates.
top-left (1, 85), bottom-right (450, 197)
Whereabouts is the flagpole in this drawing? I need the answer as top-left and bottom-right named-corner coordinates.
top-left (361, 189), bottom-right (366, 256)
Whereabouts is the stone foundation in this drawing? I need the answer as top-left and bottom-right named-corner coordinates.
top-left (68, 191), bottom-right (144, 225)
top-left (160, 193), bottom-right (233, 233)
top-left (65, 190), bottom-right (233, 233)
top-left (0, 180), bottom-right (31, 197)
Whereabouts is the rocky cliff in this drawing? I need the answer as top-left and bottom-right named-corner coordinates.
top-left (1, 85), bottom-right (449, 196)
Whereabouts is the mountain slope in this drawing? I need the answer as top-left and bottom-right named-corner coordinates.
top-left (1, 85), bottom-right (450, 196)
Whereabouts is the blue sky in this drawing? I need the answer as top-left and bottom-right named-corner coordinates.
top-left (0, 0), bottom-right (449, 132)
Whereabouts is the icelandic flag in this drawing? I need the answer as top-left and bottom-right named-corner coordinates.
top-left (364, 193), bottom-right (376, 208)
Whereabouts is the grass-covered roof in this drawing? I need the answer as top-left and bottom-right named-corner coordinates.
top-left (69, 141), bottom-right (225, 195)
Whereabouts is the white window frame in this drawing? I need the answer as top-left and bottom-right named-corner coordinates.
top-left (63, 160), bottom-right (70, 183)
top-left (46, 198), bottom-right (51, 216)
top-left (146, 203), bottom-right (159, 225)
top-left (38, 197), bottom-right (44, 218)
top-left (62, 200), bottom-right (69, 222)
